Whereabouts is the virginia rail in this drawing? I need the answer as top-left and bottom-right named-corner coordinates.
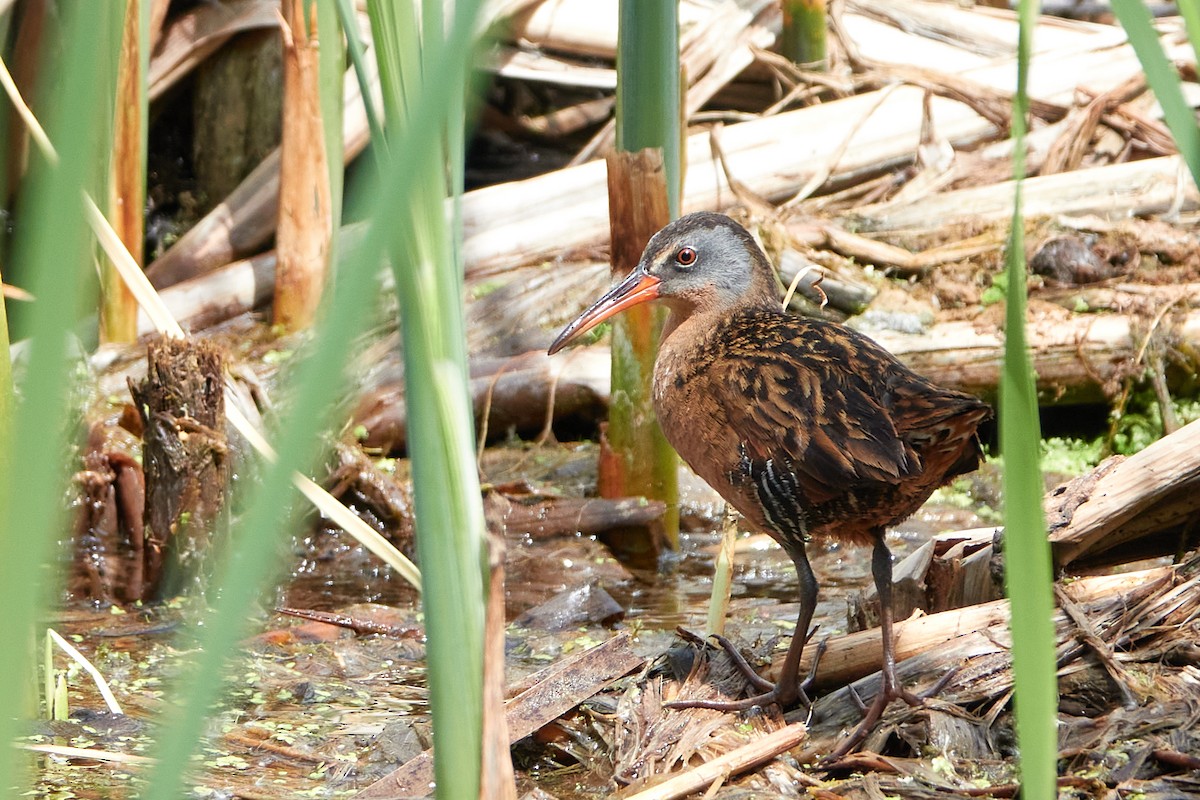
top-left (548, 212), bottom-right (991, 755)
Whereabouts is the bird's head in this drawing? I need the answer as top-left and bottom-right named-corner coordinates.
top-left (548, 212), bottom-right (774, 354)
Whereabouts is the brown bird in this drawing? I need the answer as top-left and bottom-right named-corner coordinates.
top-left (549, 212), bottom-right (991, 754)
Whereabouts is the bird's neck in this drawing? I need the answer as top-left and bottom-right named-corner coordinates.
top-left (659, 260), bottom-right (779, 345)
top-left (659, 290), bottom-right (775, 349)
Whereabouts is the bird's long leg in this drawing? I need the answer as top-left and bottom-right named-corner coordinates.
top-left (666, 538), bottom-right (821, 712)
top-left (826, 534), bottom-right (923, 759)
top-left (775, 538), bottom-right (821, 705)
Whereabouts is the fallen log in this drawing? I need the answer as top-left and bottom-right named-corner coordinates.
top-left (772, 566), bottom-right (1173, 694)
top-left (352, 349), bottom-right (611, 455)
top-left (351, 289), bottom-right (1200, 453)
top-left (493, 491), bottom-right (667, 541)
top-left (857, 416), bottom-right (1200, 623)
top-left (855, 155), bottom-right (1200, 231)
top-left (139, 250), bottom-right (275, 335)
top-left (461, 17), bottom-right (1174, 278)
top-left (868, 301), bottom-right (1200, 403)
top-left (1047, 416), bottom-right (1200, 567)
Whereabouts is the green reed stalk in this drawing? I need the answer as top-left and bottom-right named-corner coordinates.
top-left (0, 265), bottom-right (11, 479)
top-left (612, 0), bottom-right (682, 547)
top-left (317, 0), bottom-right (345, 261)
top-left (1003, 1), bottom-right (1057, 798)
top-left (0, 3), bottom-right (112, 789)
top-left (616, 1), bottom-right (680, 213)
top-left (780, 0), bottom-right (828, 70)
top-left (1179, 0), bottom-right (1200, 69)
top-left (369, 1), bottom-right (489, 795)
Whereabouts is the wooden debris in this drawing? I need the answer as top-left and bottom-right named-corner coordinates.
top-left (1048, 417), bottom-right (1200, 567)
top-left (610, 646), bottom-right (800, 791)
top-left (856, 155), bottom-right (1199, 231)
top-left (128, 337), bottom-right (229, 599)
top-left (794, 558), bottom-right (1192, 758)
top-left (323, 442), bottom-right (415, 555)
top-left (483, 533), bottom-right (518, 800)
top-left (770, 566), bottom-right (1173, 695)
top-left (354, 632), bottom-right (644, 799)
top-left (462, 15), bottom-right (1169, 278)
top-left (72, 432), bottom-right (147, 603)
top-left (492, 491), bottom-right (666, 542)
top-left (620, 722), bottom-right (808, 800)
top-left (869, 302), bottom-right (1200, 403)
top-left (352, 349), bottom-right (612, 454)
top-left (138, 249), bottom-right (275, 336)
top-left (274, 0), bottom-right (332, 331)
top-left (273, 606), bottom-right (419, 639)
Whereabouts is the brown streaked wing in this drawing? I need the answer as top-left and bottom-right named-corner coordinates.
top-left (713, 315), bottom-right (920, 505)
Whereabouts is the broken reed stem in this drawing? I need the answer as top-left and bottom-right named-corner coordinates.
top-left (275, 0), bottom-right (333, 331)
top-left (481, 533), bottom-right (517, 800)
top-left (46, 628), bottom-right (123, 715)
top-left (706, 505), bottom-right (738, 637)
top-left (603, 149), bottom-right (680, 549)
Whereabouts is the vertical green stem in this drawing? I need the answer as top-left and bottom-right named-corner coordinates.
top-left (369, 1), bottom-right (489, 795)
top-left (316, 0), bottom-right (344, 258)
top-left (1003, 1), bottom-right (1057, 798)
top-left (780, 0), bottom-right (828, 70)
top-left (0, 3), bottom-right (110, 789)
top-left (612, 0), bottom-right (681, 548)
top-left (616, 0), bottom-right (680, 215)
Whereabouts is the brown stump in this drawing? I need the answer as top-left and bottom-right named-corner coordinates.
top-left (129, 337), bottom-right (228, 598)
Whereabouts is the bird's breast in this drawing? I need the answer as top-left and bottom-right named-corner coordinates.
top-left (651, 327), bottom-right (755, 515)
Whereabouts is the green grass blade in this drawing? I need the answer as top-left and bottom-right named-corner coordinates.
top-left (0, 264), bottom-right (11, 478)
top-left (0, 3), bottom-right (114, 789)
top-left (1003, 1), bottom-right (1058, 798)
top-left (317, 0), bottom-right (345, 242)
top-left (367, 1), bottom-right (490, 794)
top-left (1111, 0), bottom-right (1200, 188)
top-left (339, 0), bottom-right (385, 154)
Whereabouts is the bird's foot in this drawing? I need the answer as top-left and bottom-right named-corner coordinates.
top-left (824, 666), bottom-right (960, 762)
top-left (665, 627), bottom-right (826, 713)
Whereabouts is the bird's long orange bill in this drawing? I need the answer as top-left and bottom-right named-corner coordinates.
top-left (547, 269), bottom-right (662, 355)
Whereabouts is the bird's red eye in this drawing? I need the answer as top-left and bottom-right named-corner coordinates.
top-left (676, 246), bottom-right (697, 267)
